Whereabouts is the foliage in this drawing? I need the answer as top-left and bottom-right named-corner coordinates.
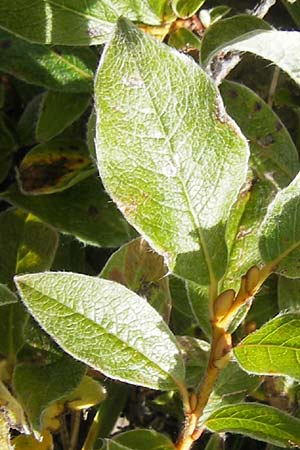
top-left (1, 1), bottom-right (300, 450)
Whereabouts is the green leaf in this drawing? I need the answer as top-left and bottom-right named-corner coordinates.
top-left (171, 0), bottom-right (206, 19)
top-left (95, 18), bottom-right (249, 285)
top-left (259, 171), bottom-right (300, 277)
top-left (86, 108), bottom-right (96, 160)
top-left (112, 429), bottom-right (175, 449)
top-left (283, 0), bottom-right (300, 28)
top-left (1, 176), bottom-right (135, 248)
top-left (0, 303), bottom-right (27, 360)
top-left (203, 434), bottom-right (222, 450)
top-left (36, 91), bottom-right (90, 142)
top-left (203, 27), bottom-right (300, 86)
top-left (15, 272), bottom-right (185, 390)
top-left (169, 276), bottom-right (193, 319)
top-left (187, 281), bottom-right (211, 339)
top-left (245, 275), bottom-right (278, 328)
top-left (0, 30), bottom-right (97, 92)
top-left (201, 15), bottom-right (271, 68)
top-left (203, 362), bottom-right (261, 418)
top-left (17, 94), bottom-right (43, 147)
top-left (177, 336), bottom-right (209, 387)
top-left (13, 354), bottom-right (85, 431)
top-left (51, 234), bottom-right (86, 273)
top-left (0, 208), bottom-right (58, 286)
top-left (234, 313), bottom-right (300, 380)
top-left (278, 276), bottom-right (300, 312)
top-left (17, 138), bottom-right (95, 195)
top-left (168, 28), bottom-right (202, 51)
top-left (205, 403), bottom-right (300, 447)
top-left (0, 0), bottom-right (164, 46)
top-left (0, 115), bottom-right (15, 184)
top-left (220, 81), bottom-right (299, 286)
top-left (100, 237), bottom-right (171, 318)
top-left (92, 382), bottom-right (130, 444)
top-left (0, 284), bottom-right (18, 306)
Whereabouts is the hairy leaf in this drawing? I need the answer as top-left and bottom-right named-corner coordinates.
top-left (15, 272), bottom-right (185, 390)
top-left (0, 0), bottom-right (164, 46)
top-left (203, 27), bottom-right (300, 86)
top-left (95, 18), bottom-right (249, 285)
top-left (234, 313), bottom-right (300, 380)
top-left (201, 15), bottom-right (271, 68)
top-left (205, 403), bottom-right (300, 447)
top-left (221, 81), bottom-right (299, 287)
top-left (0, 30), bottom-right (97, 92)
top-left (259, 171), bottom-right (300, 277)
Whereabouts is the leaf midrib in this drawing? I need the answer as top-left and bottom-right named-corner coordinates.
top-left (131, 44), bottom-right (217, 287)
top-left (21, 283), bottom-right (182, 387)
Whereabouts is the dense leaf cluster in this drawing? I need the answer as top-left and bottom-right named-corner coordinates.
top-left (1, 1), bottom-right (300, 450)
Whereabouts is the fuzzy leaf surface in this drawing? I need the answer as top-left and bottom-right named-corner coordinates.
top-left (0, 30), bottom-right (96, 92)
top-left (201, 15), bottom-right (272, 68)
top-left (205, 403), bottom-right (300, 447)
top-left (234, 313), bottom-right (300, 380)
top-left (0, 0), bottom-right (164, 46)
top-left (221, 81), bottom-right (299, 287)
top-left (278, 277), bottom-right (300, 312)
top-left (203, 29), bottom-right (300, 86)
top-left (15, 272), bottom-right (185, 390)
top-left (95, 18), bottom-right (249, 285)
top-left (259, 171), bottom-right (300, 277)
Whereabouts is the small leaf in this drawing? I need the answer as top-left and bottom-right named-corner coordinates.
top-left (17, 138), bottom-right (95, 195)
top-left (0, 208), bottom-right (58, 286)
top-left (168, 28), bottom-right (202, 51)
top-left (0, 30), bottom-right (97, 92)
top-left (169, 276), bottom-right (193, 319)
top-left (0, 0), bottom-right (163, 46)
top-left (66, 376), bottom-right (106, 410)
top-left (0, 284), bottom-right (17, 306)
top-left (1, 177), bottom-right (135, 248)
top-left (234, 313), bottom-right (300, 380)
top-left (278, 276), bottom-right (300, 312)
top-left (259, 171), bottom-right (300, 277)
top-left (36, 91), bottom-right (90, 142)
top-left (205, 403), bottom-right (300, 447)
top-left (100, 237), bottom-right (171, 318)
top-left (171, 0), bottom-right (206, 19)
top-left (13, 354), bottom-right (85, 431)
top-left (15, 272), bottom-right (185, 390)
top-left (220, 81), bottom-right (299, 285)
top-left (95, 18), bottom-right (249, 285)
top-left (113, 429), bottom-right (175, 449)
top-left (201, 14), bottom-right (271, 68)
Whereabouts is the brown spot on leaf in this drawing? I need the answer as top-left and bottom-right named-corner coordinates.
top-left (228, 89), bottom-right (238, 98)
top-left (257, 134), bottom-right (275, 147)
